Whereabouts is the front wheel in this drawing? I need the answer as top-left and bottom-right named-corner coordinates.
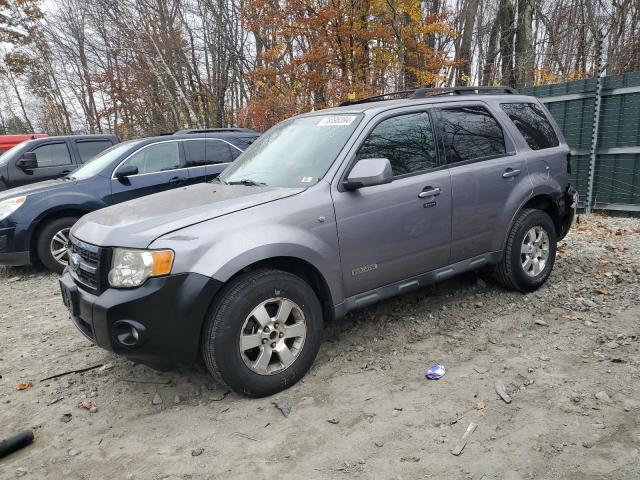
top-left (36, 216), bottom-right (78, 274)
top-left (493, 209), bottom-right (557, 292)
top-left (201, 269), bottom-right (323, 397)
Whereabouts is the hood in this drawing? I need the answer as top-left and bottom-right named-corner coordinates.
top-left (0, 178), bottom-right (72, 201)
top-left (72, 182), bottom-right (304, 248)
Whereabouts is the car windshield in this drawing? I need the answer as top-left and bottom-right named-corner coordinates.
top-left (70, 140), bottom-right (142, 180)
top-left (219, 114), bottom-right (362, 188)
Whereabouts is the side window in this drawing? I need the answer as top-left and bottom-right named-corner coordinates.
top-left (356, 112), bottom-right (437, 176)
top-left (437, 106), bottom-right (507, 163)
top-left (31, 143), bottom-right (73, 167)
top-left (501, 103), bottom-right (559, 150)
top-left (76, 141), bottom-right (114, 163)
top-left (119, 142), bottom-right (181, 175)
top-left (185, 140), bottom-right (235, 166)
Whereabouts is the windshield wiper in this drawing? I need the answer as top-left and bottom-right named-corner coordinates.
top-left (227, 179), bottom-right (266, 186)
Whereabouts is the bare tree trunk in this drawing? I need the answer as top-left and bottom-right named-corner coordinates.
top-left (457, 0), bottom-right (480, 85)
top-left (514, 0), bottom-right (533, 87)
top-left (499, 0), bottom-right (515, 86)
top-left (483, 16), bottom-right (500, 85)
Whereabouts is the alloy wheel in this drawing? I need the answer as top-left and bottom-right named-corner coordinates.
top-left (520, 226), bottom-right (550, 277)
top-left (50, 227), bottom-right (71, 266)
top-left (239, 297), bottom-right (307, 375)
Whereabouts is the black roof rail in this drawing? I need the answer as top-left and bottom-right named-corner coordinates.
top-left (174, 127), bottom-right (258, 135)
top-left (339, 85), bottom-right (517, 106)
top-left (411, 86), bottom-right (517, 98)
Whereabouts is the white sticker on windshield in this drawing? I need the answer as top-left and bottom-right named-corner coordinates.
top-left (317, 115), bottom-right (357, 126)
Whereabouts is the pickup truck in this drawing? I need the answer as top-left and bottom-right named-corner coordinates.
top-left (0, 134), bottom-right (48, 154)
top-left (0, 135), bottom-right (119, 191)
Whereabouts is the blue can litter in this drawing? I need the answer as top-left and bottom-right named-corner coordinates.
top-left (425, 364), bottom-right (446, 380)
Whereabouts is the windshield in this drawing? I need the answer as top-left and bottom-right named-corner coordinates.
top-left (70, 140), bottom-right (142, 180)
top-left (220, 114), bottom-right (362, 188)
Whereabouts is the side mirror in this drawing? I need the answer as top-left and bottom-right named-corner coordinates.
top-left (115, 164), bottom-right (138, 180)
top-left (16, 152), bottom-right (38, 170)
top-left (343, 158), bottom-right (393, 190)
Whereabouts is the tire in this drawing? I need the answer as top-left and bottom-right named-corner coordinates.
top-left (36, 217), bottom-right (78, 274)
top-left (492, 209), bottom-right (557, 292)
top-left (201, 268), bottom-right (323, 398)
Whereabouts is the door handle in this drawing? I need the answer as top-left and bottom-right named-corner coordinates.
top-left (169, 176), bottom-right (186, 185)
top-left (502, 168), bottom-right (521, 178)
top-left (418, 187), bottom-right (441, 198)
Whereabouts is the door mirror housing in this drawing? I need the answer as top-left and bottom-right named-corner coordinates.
top-left (16, 152), bottom-right (38, 170)
top-left (115, 164), bottom-right (139, 180)
top-left (344, 158), bottom-right (393, 190)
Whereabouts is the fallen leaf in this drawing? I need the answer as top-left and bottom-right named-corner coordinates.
top-left (78, 400), bottom-right (96, 410)
top-left (594, 288), bottom-right (607, 295)
top-left (16, 382), bottom-right (33, 391)
top-left (475, 399), bottom-right (486, 410)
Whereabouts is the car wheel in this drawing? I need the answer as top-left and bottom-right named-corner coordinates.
top-left (493, 208), bottom-right (557, 292)
top-left (201, 268), bottom-right (323, 397)
top-left (36, 217), bottom-right (78, 274)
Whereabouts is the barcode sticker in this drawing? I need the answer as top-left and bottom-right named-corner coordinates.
top-left (317, 115), bottom-right (357, 126)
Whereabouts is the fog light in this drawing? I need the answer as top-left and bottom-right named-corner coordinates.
top-left (113, 320), bottom-right (147, 348)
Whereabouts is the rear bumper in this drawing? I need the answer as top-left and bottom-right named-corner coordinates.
top-left (60, 270), bottom-right (222, 370)
top-left (558, 185), bottom-right (577, 240)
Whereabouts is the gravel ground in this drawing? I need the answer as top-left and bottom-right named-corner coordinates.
top-left (1, 214), bottom-right (639, 480)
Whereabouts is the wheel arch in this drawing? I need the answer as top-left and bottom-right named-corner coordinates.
top-left (501, 193), bottom-right (562, 253)
top-left (29, 207), bottom-right (89, 261)
top-left (220, 256), bottom-right (335, 323)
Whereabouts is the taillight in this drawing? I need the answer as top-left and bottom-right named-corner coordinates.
top-left (566, 153), bottom-right (572, 174)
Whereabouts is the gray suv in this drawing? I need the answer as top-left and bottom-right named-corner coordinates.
top-left (59, 87), bottom-right (576, 397)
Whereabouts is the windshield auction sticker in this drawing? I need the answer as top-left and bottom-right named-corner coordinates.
top-left (317, 115), bottom-right (357, 126)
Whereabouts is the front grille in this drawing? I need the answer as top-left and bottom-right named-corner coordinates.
top-left (69, 236), bottom-right (104, 292)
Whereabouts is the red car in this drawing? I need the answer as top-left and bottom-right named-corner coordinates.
top-left (0, 134), bottom-right (48, 154)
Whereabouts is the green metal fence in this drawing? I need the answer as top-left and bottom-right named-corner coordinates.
top-left (521, 71), bottom-right (640, 212)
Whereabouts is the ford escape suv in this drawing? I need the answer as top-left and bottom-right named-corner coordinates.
top-left (60, 87), bottom-right (576, 397)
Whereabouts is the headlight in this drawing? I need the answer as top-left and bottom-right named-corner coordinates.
top-left (0, 196), bottom-right (26, 221)
top-left (108, 248), bottom-right (174, 288)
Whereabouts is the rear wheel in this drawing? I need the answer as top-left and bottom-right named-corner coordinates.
top-left (36, 217), bottom-right (78, 274)
top-left (493, 209), bottom-right (557, 292)
top-left (201, 269), bottom-right (322, 397)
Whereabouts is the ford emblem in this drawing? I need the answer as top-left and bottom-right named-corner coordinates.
top-left (69, 252), bottom-right (82, 270)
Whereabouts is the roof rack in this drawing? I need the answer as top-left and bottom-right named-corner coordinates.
top-left (340, 85), bottom-right (517, 106)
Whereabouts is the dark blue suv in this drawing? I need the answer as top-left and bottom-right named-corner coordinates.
top-left (0, 132), bottom-right (257, 273)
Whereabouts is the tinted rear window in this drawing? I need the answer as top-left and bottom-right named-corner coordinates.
top-left (437, 106), bottom-right (506, 163)
top-left (76, 140), bottom-right (114, 163)
top-left (501, 103), bottom-right (559, 150)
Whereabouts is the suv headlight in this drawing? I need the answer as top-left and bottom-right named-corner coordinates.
top-left (108, 248), bottom-right (174, 288)
top-left (0, 196), bottom-right (26, 221)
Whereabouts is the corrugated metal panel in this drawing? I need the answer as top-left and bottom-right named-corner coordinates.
top-left (522, 72), bottom-right (640, 210)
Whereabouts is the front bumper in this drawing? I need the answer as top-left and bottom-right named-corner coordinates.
top-left (0, 224), bottom-right (31, 266)
top-left (60, 270), bottom-right (222, 370)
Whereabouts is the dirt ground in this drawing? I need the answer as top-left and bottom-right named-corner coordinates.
top-left (1, 214), bottom-right (639, 480)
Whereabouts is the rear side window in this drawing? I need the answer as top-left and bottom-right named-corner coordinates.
top-left (31, 142), bottom-right (73, 167)
top-left (76, 140), bottom-right (114, 163)
top-left (436, 106), bottom-right (506, 163)
top-left (119, 141), bottom-right (181, 175)
top-left (356, 112), bottom-right (437, 176)
top-left (501, 103), bottom-right (559, 150)
top-left (185, 140), bottom-right (236, 166)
